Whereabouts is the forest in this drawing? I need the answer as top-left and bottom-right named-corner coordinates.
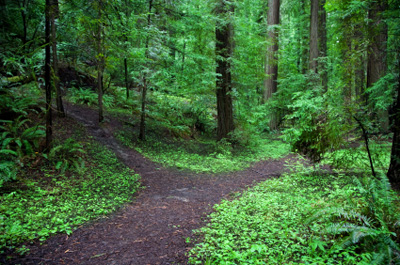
top-left (1, 0), bottom-right (400, 264)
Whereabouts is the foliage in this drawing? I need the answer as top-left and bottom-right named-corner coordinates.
top-left (0, 117), bottom-right (44, 159)
top-left (284, 88), bottom-right (348, 163)
top-left (305, 175), bottom-right (400, 264)
top-left (116, 129), bottom-right (290, 174)
top-left (189, 167), bottom-right (400, 264)
top-left (323, 140), bottom-right (391, 173)
top-left (67, 87), bottom-right (98, 107)
top-left (0, 85), bottom-right (45, 187)
top-left (41, 138), bottom-right (85, 173)
top-left (0, 141), bottom-right (140, 254)
top-left (0, 117), bottom-right (45, 187)
top-left (147, 92), bottom-right (216, 137)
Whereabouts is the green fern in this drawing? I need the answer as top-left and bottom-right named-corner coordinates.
top-left (306, 175), bottom-right (400, 264)
top-left (42, 138), bottom-right (85, 173)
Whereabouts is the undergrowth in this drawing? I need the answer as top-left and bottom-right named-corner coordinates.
top-left (189, 167), bottom-right (400, 264)
top-left (0, 140), bottom-right (141, 255)
top-left (323, 140), bottom-right (391, 173)
top-left (116, 128), bottom-right (290, 173)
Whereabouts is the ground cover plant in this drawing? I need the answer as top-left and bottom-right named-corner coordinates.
top-left (116, 127), bottom-right (290, 173)
top-left (188, 166), bottom-right (400, 264)
top-left (0, 126), bottom-right (141, 255)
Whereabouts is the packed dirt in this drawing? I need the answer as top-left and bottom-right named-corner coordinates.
top-left (5, 103), bottom-right (300, 265)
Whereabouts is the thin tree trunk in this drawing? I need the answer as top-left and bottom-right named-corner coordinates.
top-left (139, 0), bottom-right (153, 141)
top-left (124, 57), bottom-right (129, 99)
top-left (263, 0), bottom-right (280, 130)
top-left (45, 0), bottom-right (52, 150)
top-left (181, 41), bottom-right (186, 73)
top-left (309, 0), bottom-right (318, 73)
top-left (51, 0), bottom-right (64, 117)
top-left (215, 0), bottom-right (234, 141)
top-left (124, 0), bottom-right (130, 99)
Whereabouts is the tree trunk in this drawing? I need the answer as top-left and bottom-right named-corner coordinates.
top-left (139, 0), bottom-right (153, 141)
top-left (51, 0), bottom-right (64, 117)
top-left (318, 0), bottom-right (327, 91)
top-left (97, 0), bottom-right (104, 123)
top-left (299, 0), bottom-right (308, 74)
top-left (263, 0), bottom-right (280, 130)
top-left (367, 0), bottom-right (388, 131)
top-left (387, 64), bottom-right (400, 186)
top-left (309, 0), bottom-right (318, 73)
top-left (124, 57), bottom-right (129, 99)
top-left (45, 0), bottom-right (52, 150)
top-left (215, 0), bottom-right (234, 141)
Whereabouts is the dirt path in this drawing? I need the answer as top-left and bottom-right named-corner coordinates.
top-left (8, 104), bottom-right (297, 265)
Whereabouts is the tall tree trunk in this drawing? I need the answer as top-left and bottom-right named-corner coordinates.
top-left (51, 0), bottom-right (64, 117)
top-left (181, 41), bottom-right (186, 73)
top-left (299, 0), bottom-right (308, 74)
top-left (124, 56), bottom-right (129, 99)
top-left (19, 0), bottom-right (28, 52)
top-left (309, 0), bottom-right (318, 73)
top-left (387, 62), bottom-right (400, 186)
top-left (124, 0), bottom-right (130, 99)
top-left (97, 0), bottom-right (104, 123)
top-left (45, 0), bottom-right (52, 150)
top-left (367, 0), bottom-right (388, 131)
top-left (318, 0), bottom-right (327, 91)
top-left (139, 0), bottom-right (153, 141)
top-left (263, 0), bottom-right (280, 130)
top-left (215, 0), bottom-right (234, 141)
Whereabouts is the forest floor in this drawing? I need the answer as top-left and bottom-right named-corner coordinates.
top-left (6, 103), bottom-right (301, 265)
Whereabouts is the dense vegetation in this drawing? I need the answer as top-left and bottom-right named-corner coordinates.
top-left (1, 0), bottom-right (400, 263)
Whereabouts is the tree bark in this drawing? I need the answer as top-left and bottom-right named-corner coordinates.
top-left (367, 0), bottom-right (388, 131)
top-left (215, 0), bottom-right (234, 141)
top-left (387, 64), bottom-right (400, 186)
top-left (51, 0), bottom-right (64, 117)
top-left (309, 0), bottom-right (318, 73)
top-left (318, 0), bottom-right (327, 91)
top-left (299, 0), bottom-right (308, 75)
top-left (45, 0), bottom-right (52, 150)
top-left (139, 0), bottom-right (153, 141)
top-left (263, 0), bottom-right (280, 130)
top-left (124, 57), bottom-right (129, 99)
top-left (97, 0), bottom-right (104, 123)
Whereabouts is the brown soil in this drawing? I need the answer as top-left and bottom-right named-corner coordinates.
top-left (4, 103), bottom-right (300, 265)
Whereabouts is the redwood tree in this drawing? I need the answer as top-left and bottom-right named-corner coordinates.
top-left (215, 0), bottom-right (234, 141)
top-left (139, 0), bottom-right (153, 141)
top-left (309, 0), bottom-right (318, 72)
top-left (97, 0), bottom-right (104, 123)
top-left (367, 0), bottom-right (388, 131)
top-left (263, 0), bottom-right (280, 130)
top-left (45, 0), bottom-right (52, 150)
top-left (51, 0), bottom-right (64, 117)
top-left (387, 61), bottom-right (400, 186)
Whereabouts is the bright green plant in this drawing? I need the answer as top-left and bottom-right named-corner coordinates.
top-left (306, 175), bottom-right (400, 264)
top-left (42, 138), bottom-right (85, 173)
top-left (284, 88), bottom-right (348, 163)
top-left (0, 141), bottom-right (140, 254)
top-left (0, 117), bottom-right (45, 159)
top-left (0, 158), bottom-right (18, 187)
top-left (116, 128), bottom-right (290, 173)
top-left (67, 87), bottom-right (98, 106)
top-left (188, 170), bottom-right (375, 264)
